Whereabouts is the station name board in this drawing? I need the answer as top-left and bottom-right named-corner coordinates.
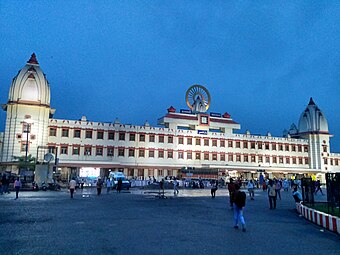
top-left (198, 130), bottom-right (208, 135)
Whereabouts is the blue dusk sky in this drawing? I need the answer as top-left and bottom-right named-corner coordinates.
top-left (0, 1), bottom-right (339, 151)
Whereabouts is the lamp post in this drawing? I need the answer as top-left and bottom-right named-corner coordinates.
top-left (23, 119), bottom-right (32, 177)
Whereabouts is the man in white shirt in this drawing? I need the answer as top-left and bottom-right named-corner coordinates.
top-left (247, 180), bottom-right (255, 200)
top-left (106, 178), bottom-right (111, 194)
top-left (69, 178), bottom-right (77, 199)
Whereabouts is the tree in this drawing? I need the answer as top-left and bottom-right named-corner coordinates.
top-left (13, 154), bottom-right (36, 171)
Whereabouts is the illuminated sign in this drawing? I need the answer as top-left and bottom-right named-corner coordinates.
top-left (210, 112), bottom-right (221, 117)
top-left (180, 109), bottom-right (192, 114)
top-left (198, 130), bottom-right (208, 135)
top-left (79, 167), bottom-right (100, 177)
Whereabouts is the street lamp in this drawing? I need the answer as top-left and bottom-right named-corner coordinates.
top-left (23, 119), bottom-right (32, 175)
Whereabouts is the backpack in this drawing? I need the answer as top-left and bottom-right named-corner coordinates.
top-left (235, 191), bottom-right (246, 208)
top-left (269, 186), bottom-right (276, 196)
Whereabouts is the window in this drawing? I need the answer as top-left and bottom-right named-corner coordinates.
top-left (84, 146), bottom-right (92, 156)
top-left (305, 158), bottom-right (309, 164)
top-left (158, 150), bottom-right (164, 158)
top-left (236, 154), bottom-right (241, 162)
top-left (118, 148), bottom-right (125, 157)
top-left (179, 137), bottom-right (184, 144)
top-left (72, 146), bottom-right (80, 155)
top-left (96, 147), bottom-right (103, 156)
top-left (304, 146), bottom-right (309, 152)
top-left (229, 154), bottom-right (234, 162)
top-left (159, 135), bottom-right (164, 143)
top-left (178, 151), bottom-right (184, 159)
top-left (149, 135), bottom-right (155, 142)
top-left (48, 146), bottom-right (55, 154)
top-left (265, 143), bottom-right (269, 150)
top-left (139, 149), bottom-right (145, 158)
top-left (62, 128), bottom-right (69, 137)
top-left (258, 156), bottom-right (263, 163)
top-left (272, 143), bottom-right (276, 151)
top-left (168, 136), bottom-right (173, 143)
top-left (187, 152), bottom-right (192, 160)
top-left (195, 152), bottom-right (201, 160)
top-left (243, 154), bottom-right (248, 162)
top-left (23, 122), bottom-right (31, 133)
top-left (220, 153), bottom-right (225, 161)
top-left (149, 150), bottom-right (155, 158)
top-left (285, 145), bottom-right (289, 151)
top-left (204, 153), bottom-right (209, 160)
top-left (335, 159), bottom-right (339, 166)
top-left (61, 146), bottom-right (68, 155)
top-left (107, 147), bottom-right (114, 156)
top-left (85, 130), bottom-right (92, 139)
top-left (220, 140), bottom-right (225, 147)
top-left (292, 145), bottom-right (296, 152)
top-left (258, 143), bottom-right (263, 150)
top-left (266, 156), bottom-right (270, 163)
top-left (158, 169), bottom-right (163, 176)
top-left (279, 157), bottom-right (284, 164)
top-left (251, 155), bottom-right (255, 163)
top-left (196, 138), bottom-right (201, 146)
top-left (251, 142), bottom-right (255, 149)
top-left (273, 156), bottom-right (277, 164)
top-left (129, 133), bottom-right (135, 141)
top-left (97, 131), bottom-right (104, 139)
top-left (108, 131), bottom-right (115, 140)
top-left (278, 144), bottom-right (283, 151)
top-left (129, 149), bottom-right (135, 157)
top-left (49, 128), bottom-right (57, 136)
top-left (21, 142), bottom-right (28, 152)
top-left (167, 151), bottom-right (173, 158)
top-left (187, 138), bottom-right (192, 145)
top-left (298, 145), bottom-right (302, 152)
top-left (286, 157), bottom-right (290, 164)
top-left (299, 157), bottom-right (303, 164)
top-left (243, 141), bottom-right (248, 149)
top-left (212, 153), bottom-right (217, 161)
top-left (228, 140), bottom-right (233, 148)
top-left (236, 141), bottom-right (240, 148)
top-left (212, 140), bottom-right (217, 147)
top-left (119, 132), bottom-right (125, 141)
top-left (292, 157), bottom-right (297, 164)
top-left (74, 129), bottom-right (81, 138)
top-left (323, 146), bottom-right (327, 153)
top-left (139, 134), bottom-right (145, 142)
top-left (204, 139), bottom-right (209, 146)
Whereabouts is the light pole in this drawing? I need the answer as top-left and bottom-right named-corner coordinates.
top-left (23, 119), bottom-right (32, 177)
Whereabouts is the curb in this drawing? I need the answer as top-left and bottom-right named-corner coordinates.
top-left (296, 203), bottom-right (340, 235)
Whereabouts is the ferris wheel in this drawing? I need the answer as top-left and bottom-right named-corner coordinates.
top-left (185, 85), bottom-right (211, 112)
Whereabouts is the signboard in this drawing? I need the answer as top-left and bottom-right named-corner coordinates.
top-left (210, 112), bottom-right (222, 117)
top-left (198, 130), bottom-right (208, 135)
top-left (180, 109), bottom-right (192, 114)
top-left (186, 173), bottom-right (193, 177)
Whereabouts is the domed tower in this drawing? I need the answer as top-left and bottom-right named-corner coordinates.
top-left (297, 98), bottom-right (331, 171)
top-left (1, 54), bottom-right (54, 171)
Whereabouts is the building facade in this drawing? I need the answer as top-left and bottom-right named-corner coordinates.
top-left (1, 54), bottom-right (340, 182)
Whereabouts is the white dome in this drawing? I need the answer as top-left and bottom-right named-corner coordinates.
top-left (298, 98), bottom-right (329, 134)
top-left (8, 53), bottom-right (51, 106)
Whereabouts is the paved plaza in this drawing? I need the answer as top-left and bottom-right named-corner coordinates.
top-left (0, 187), bottom-right (339, 255)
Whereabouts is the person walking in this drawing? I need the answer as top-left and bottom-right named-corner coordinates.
top-left (232, 184), bottom-right (246, 232)
top-left (173, 178), bottom-right (179, 195)
top-left (97, 178), bottom-right (103, 195)
top-left (314, 180), bottom-right (324, 195)
top-left (2, 174), bottom-right (9, 194)
top-left (210, 180), bottom-right (218, 198)
top-left (69, 178), bottom-right (77, 199)
top-left (106, 178), bottom-right (111, 194)
top-left (268, 179), bottom-right (277, 209)
top-left (275, 179), bottom-right (282, 200)
top-left (247, 179), bottom-right (255, 200)
top-left (14, 177), bottom-right (21, 200)
top-left (117, 178), bottom-right (122, 193)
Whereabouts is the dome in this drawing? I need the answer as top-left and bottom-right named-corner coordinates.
top-left (298, 98), bottom-right (329, 134)
top-left (8, 53), bottom-right (51, 106)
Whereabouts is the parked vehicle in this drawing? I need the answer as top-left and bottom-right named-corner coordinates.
top-left (109, 172), bottom-right (130, 190)
top-left (32, 182), bottom-right (39, 191)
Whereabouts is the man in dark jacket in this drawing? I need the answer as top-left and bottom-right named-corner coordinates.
top-left (232, 184), bottom-right (246, 232)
